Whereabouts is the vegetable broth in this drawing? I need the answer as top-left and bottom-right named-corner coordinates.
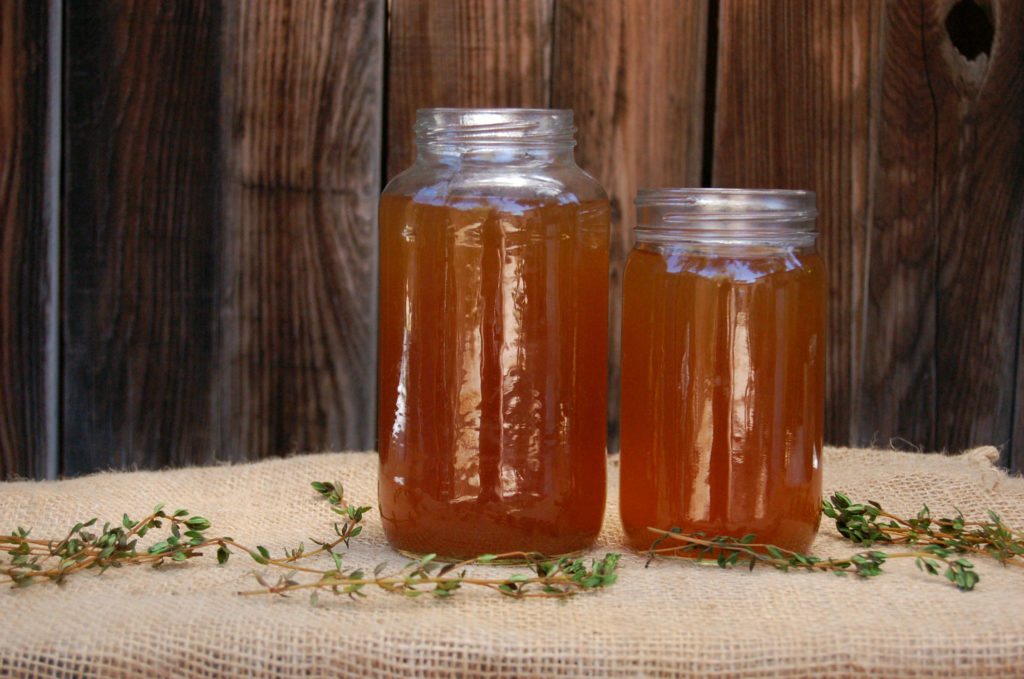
top-left (619, 245), bottom-right (825, 553)
top-left (378, 194), bottom-right (609, 559)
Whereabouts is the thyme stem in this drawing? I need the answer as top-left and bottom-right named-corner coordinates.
top-left (2, 482), bottom-right (621, 601)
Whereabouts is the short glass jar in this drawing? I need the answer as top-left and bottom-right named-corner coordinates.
top-left (619, 189), bottom-right (826, 553)
top-left (377, 109), bottom-right (610, 560)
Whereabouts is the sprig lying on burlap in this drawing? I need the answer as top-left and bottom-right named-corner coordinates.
top-left (241, 481), bottom-right (620, 601)
top-left (1, 505), bottom-right (225, 588)
top-left (0, 481), bottom-right (620, 602)
top-left (6, 485), bottom-right (1019, 596)
top-left (646, 493), bottom-right (1024, 590)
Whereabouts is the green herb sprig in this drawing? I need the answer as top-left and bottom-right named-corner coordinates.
top-left (1, 481), bottom-right (621, 602)
top-left (1, 504), bottom-right (224, 588)
top-left (824, 492), bottom-right (1024, 564)
top-left (646, 528), bottom-right (977, 589)
top-left (258, 481), bottom-right (620, 602)
top-left (241, 549), bottom-right (621, 603)
top-left (646, 493), bottom-right (1023, 590)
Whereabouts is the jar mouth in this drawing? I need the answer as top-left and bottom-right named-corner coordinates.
top-left (414, 108), bottom-right (576, 146)
top-left (636, 188), bottom-right (817, 221)
top-left (634, 188), bottom-right (818, 244)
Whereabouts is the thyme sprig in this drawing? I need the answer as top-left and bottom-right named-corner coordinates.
top-left (1, 504), bottom-right (227, 588)
top-left (646, 529), bottom-right (978, 590)
top-left (1, 481), bottom-right (621, 602)
top-left (824, 492), bottom-right (1024, 565)
top-left (253, 481), bottom-right (620, 601)
top-left (241, 549), bottom-right (621, 602)
top-left (646, 493), bottom-right (1023, 591)
top-left (8, 483), bottom-right (1016, 596)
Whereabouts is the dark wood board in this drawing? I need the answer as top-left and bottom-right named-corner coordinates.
top-left (712, 0), bottom-right (884, 448)
top-left (0, 1), bottom-right (51, 479)
top-left (551, 0), bottom-right (709, 449)
top-left (385, 0), bottom-right (554, 179)
top-left (928, 0), bottom-right (1024, 470)
top-left (1015, 257), bottom-right (1024, 472)
top-left (864, 0), bottom-right (1024, 467)
top-left (714, 0), bottom-right (1024, 466)
top-left (62, 0), bottom-right (223, 474)
top-left (5, 0), bottom-right (1019, 474)
top-left (218, 0), bottom-right (383, 459)
top-left (858, 0), bottom-right (942, 451)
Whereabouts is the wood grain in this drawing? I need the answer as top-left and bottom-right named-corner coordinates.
top-left (714, 0), bottom-right (1024, 465)
top-left (859, 0), bottom-right (942, 451)
top-left (551, 0), bottom-right (709, 449)
top-left (864, 0), bottom-right (1024, 466)
top-left (218, 0), bottom-right (383, 459)
top-left (0, 1), bottom-right (50, 479)
top-left (62, 1), bottom-right (223, 475)
top-left (927, 0), bottom-right (1024, 469)
top-left (385, 0), bottom-right (554, 178)
top-left (1016, 261), bottom-right (1024, 472)
top-left (13, 0), bottom-right (1022, 474)
top-left (713, 0), bottom-right (884, 447)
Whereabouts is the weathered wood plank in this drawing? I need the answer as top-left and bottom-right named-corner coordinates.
top-left (928, 0), bottom-right (1024, 469)
top-left (385, 0), bottom-right (554, 178)
top-left (0, 1), bottom-right (51, 479)
top-left (1015, 270), bottom-right (1024, 472)
top-left (714, 0), bottom-right (1024, 464)
top-left (62, 1), bottom-right (222, 474)
top-left (39, 0), bottom-right (1024, 474)
top-left (551, 0), bottom-right (708, 449)
top-left (860, 0), bottom-right (1024, 465)
top-left (218, 0), bottom-right (383, 459)
top-left (712, 0), bottom-right (883, 447)
top-left (859, 0), bottom-right (940, 451)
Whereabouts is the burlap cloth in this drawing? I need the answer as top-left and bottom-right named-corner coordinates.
top-left (1, 447), bottom-right (1022, 678)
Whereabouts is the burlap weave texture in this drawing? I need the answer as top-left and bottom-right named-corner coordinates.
top-left (1, 447), bottom-right (1022, 678)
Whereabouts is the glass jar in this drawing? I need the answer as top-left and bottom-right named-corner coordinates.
top-left (378, 109), bottom-right (610, 560)
top-left (619, 189), bottom-right (826, 553)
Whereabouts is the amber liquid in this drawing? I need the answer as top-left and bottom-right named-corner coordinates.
top-left (378, 193), bottom-right (609, 560)
top-left (619, 244), bottom-right (825, 553)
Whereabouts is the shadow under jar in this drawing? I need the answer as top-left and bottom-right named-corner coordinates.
top-left (619, 189), bottom-right (826, 554)
top-left (377, 109), bottom-right (610, 560)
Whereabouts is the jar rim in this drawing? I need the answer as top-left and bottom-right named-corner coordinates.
top-left (418, 107), bottom-right (574, 116)
top-left (634, 188), bottom-right (818, 245)
top-left (414, 108), bottom-right (576, 146)
top-left (635, 188), bottom-right (817, 221)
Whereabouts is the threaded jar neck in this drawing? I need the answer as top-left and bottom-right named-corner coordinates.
top-left (634, 189), bottom-right (818, 246)
top-left (414, 108), bottom-right (577, 151)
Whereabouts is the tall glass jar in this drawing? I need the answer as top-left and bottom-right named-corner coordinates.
top-left (619, 189), bottom-right (826, 553)
top-left (378, 109), bottom-right (610, 560)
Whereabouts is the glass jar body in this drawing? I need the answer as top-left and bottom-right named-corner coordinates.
top-left (377, 109), bottom-right (610, 560)
top-left (619, 190), bottom-right (826, 553)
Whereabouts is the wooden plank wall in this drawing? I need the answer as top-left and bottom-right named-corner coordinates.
top-left (1, 0), bottom-right (1022, 478)
top-left (62, 1), bottom-right (223, 473)
top-left (0, 1), bottom-right (52, 479)
top-left (219, 0), bottom-right (382, 465)
top-left (713, 1), bottom-right (882, 448)
top-left (58, 0), bottom-right (382, 476)
top-left (550, 0), bottom-right (708, 448)
top-left (714, 0), bottom-right (1024, 468)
